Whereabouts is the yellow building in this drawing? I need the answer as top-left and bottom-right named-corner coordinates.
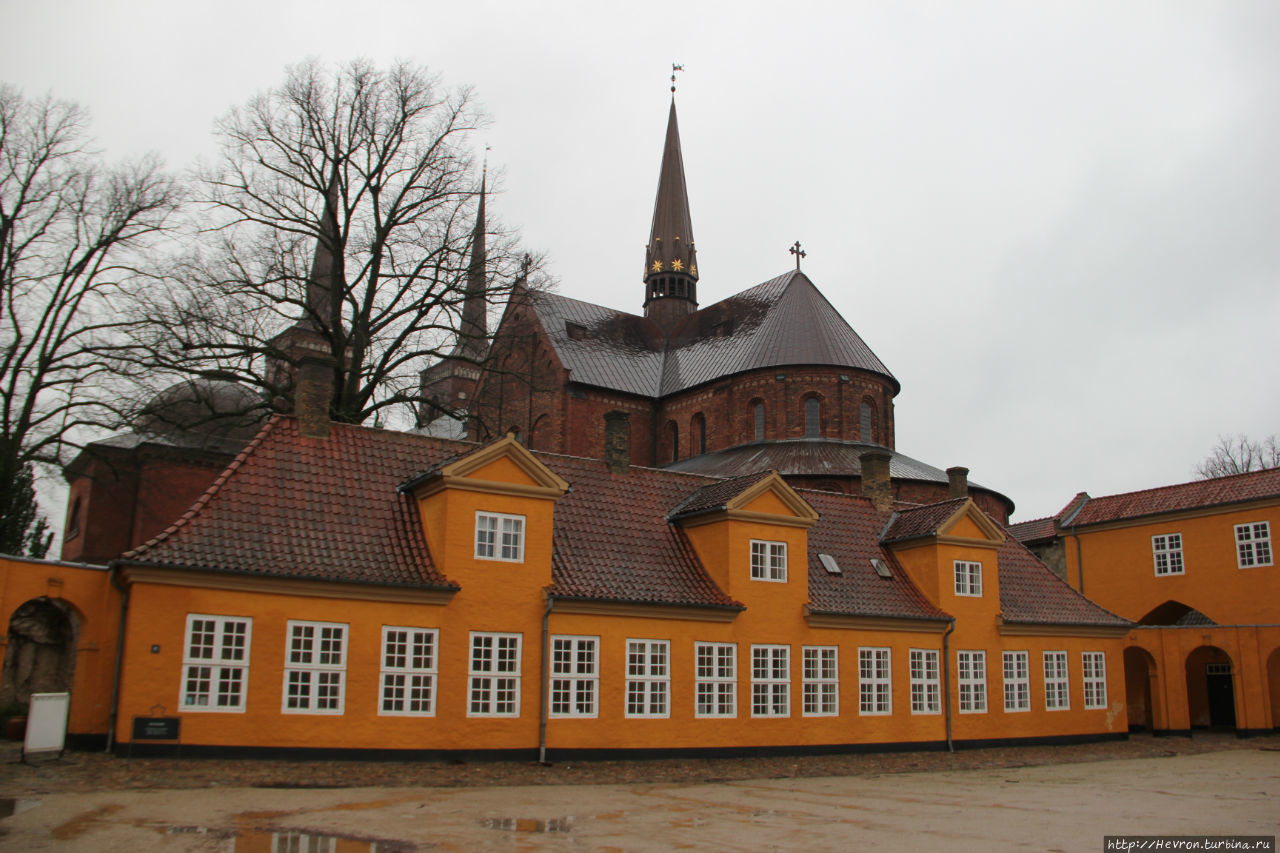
top-left (0, 414), bottom-right (1129, 758)
top-left (1012, 468), bottom-right (1280, 736)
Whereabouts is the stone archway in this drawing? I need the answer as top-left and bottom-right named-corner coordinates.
top-left (1185, 645), bottom-right (1236, 730)
top-left (0, 597), bottom-right (80, 710)
top-left (1123, 646), bottom-right (1160, 731)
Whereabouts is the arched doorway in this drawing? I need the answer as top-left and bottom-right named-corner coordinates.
top-left (1123, 646), bottom-right (1159, 732)
top-left (1185, 645), bottom-right (1236, 729)
top-left (1, 597), bottom-right (80, 710)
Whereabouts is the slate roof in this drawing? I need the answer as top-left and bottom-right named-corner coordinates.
top-left (1062, 467), bottom-right (1280, 528)
top-left (802, 491), bottom-right (949, 622)
top-left (526, 270), bottom-right (896, 399)
top-left (124, 417), bottom-right (461, 590)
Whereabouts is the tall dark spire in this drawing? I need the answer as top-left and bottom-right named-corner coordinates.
top-left (453, 169), bottom-right (488, 360)
top-left (303, 157), bottom-right (345, 335)
top-left (643, 98), bottom-right (698, 331)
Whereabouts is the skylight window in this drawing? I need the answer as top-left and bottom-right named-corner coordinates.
top-left (818, 553), bottom-right (841, 575)
top-left (870, 558), bottom-right (892, 578)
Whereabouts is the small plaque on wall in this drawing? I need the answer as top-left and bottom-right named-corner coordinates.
top-left (132, 716), bottom-right (180, 740)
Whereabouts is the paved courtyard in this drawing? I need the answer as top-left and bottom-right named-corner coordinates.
top-left (0, 736), bottom-right (1276, 850)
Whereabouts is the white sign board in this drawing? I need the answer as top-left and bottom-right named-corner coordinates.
top-left (23, 692), bottom-right (70, 759)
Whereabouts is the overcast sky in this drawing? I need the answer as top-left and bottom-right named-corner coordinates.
top-left (3, 0), bottom-right (1277, 525)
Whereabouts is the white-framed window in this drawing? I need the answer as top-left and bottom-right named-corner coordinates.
top-left (1082, 651), bottom-right (1107, 710)
top-left (475, 511), bottom-right (525, 562)
top-left (750, 540), bottom-right (787, 582)
top-left (909, 649), bottom-right (940, 714)
top-left (1152, 533), bottom-right (1184, 576)
top-left (695, 642), bottom-right (737, 718)
top-left (751, 645), bottom-right (790, 717)
top-left (549, 635), bottom-right (598, 718)
top-left (858, 647), bottom-right (892, 715)
top-left (954, 560), bottom-right (982, 596)
top-left (1044, 650), bottom-right (1070, 710)
top-left (626, 639), bottom-right (670, 718)
top-left (271, 831), bottom-right (336, 853)
top-left (379, 626), bottom-right (437, 716)
top-left (283, 621), bottom-right (347, 714)
top-left (957, 650), bottom-right (987, 713)
top-left (469, 632), bottom-right (521, 716)
top-left (802, 646), bottom-right (839, 716)
top-left (181, 614), bottom-right (251, 712)
top-left (1002, 650), bottom-right (1030, 712)
top-left (1235, 521), bottom-right (1273, 568)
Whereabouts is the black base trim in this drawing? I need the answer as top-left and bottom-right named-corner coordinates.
top-left (1128, 724), bottom-right (1148, 733)
top-left (111, 731), bottom-right (1128, 762)
top-left (1236, 728), bottom-right (1273, 738)
top-left (67, 733), bottom-right (108, 751)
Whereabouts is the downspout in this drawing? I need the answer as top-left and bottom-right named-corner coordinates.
top-left (538, 594), bottom-right (554, 764)
top-left (1070, 529), bottom-right (1085, 595)
top-left (942, 618), bottom-right (956, 752)
top-left (106, 564), bottom-right (130, 753)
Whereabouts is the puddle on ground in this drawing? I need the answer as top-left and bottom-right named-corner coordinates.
top-left (162, 826), bottom-right (416, 851)
top-left (481, 816), bottom-right (574, 833)
top-left (0, 798), bottom-right (41, 819)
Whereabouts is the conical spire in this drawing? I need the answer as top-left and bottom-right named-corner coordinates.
top-left (453, 170), bottom-right (488, 360)
top-left (643, 98), bottom-right (698, 329)
top-left (303, 157), bottom-right (345, 335)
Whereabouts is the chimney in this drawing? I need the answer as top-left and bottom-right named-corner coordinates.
top-left (295, 351), bottom-right (335, 439)
top-left (604, 411), bottom-right (631, 474)
top-left (947, 466), bottom-right (970, 500)
top-left (859, 449), bottom-right (893, 512)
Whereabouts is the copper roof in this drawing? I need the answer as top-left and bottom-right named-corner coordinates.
top-left (1062, 467), bottom-right (1280, 528)
top-left (526, 270), bottom-right (896, 399)
top-left (644, 100), bottom-right (698, 286)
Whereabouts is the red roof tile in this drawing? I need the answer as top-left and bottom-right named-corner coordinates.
top-left (1007, 516), bottom-right (1057, 544)
top-left (997, 537), bottom-right (1129, 628)
top-left (124, 417), bottom-right (461, 590)
top-left (666, 470), bottom-right (774, 520)
top-left (881, 498), bottom-right (968, 543)
top-left (1064, 468), bottom-right (1280, 527)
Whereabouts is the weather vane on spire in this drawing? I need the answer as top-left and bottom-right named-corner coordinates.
top-left (671, 63), bottom-right (684, 94)
top-left (790, 241), bottom-right (806, 270)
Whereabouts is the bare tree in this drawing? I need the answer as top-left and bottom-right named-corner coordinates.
top-left (142, 59), bottom-right (540, 428)
top-left (1194, 433), bottom-right (1280, 479)
top-left (0, 86), bottom-right (182, 552)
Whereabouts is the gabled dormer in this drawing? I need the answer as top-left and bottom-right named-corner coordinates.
top-left (669, 471), bottom-right (818, 608)
top-left (400, 435), bottom-right (569, 593)
top-left (881, 498), bottom-right (1007, 612)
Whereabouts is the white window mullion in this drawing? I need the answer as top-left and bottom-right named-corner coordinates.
top-left (696, 642), bottom-right (737, 718)
top-left (181, 614), bottom-right (251, 712)
top-left (909, 649), bottom-right (940, 714)
top-left (283, 621), bottom-right (347, 715)
top-left (380, 627), bottom-right (438, 716)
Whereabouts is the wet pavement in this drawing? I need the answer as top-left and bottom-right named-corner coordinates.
top-left (0, 740), bottom-right (1276, 851)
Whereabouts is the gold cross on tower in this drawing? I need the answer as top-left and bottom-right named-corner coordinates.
top-left (790, 240), bottom-right (806, 270)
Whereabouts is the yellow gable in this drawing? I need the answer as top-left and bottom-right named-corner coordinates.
top-left (947, 513), bottom-right (989, 541)
top-left (466, 455), bottom-right (542, 488)
top-left (741, 489), bottom-right (798, 518)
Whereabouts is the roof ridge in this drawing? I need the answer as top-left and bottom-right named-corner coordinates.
top-left (1087, 466), bottom-right (1280, 503)
top-left (120, 414), bottom-right (283, 562)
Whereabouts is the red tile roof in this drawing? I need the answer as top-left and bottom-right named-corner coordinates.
top-left (122, 417), bottom-right (1121, 627)
top-left (802, 492), bottom-right (948, 622)
top-left (125, 417), bottom-right (461, 590)
top-left (881, 498), bottom-right (968, 543)
top-left (1006, 516), bottom-right (1057, 544)
top-left (1064, 468), bottom-right (1280, 527)
top-left (997, 537), bottom-right (1128, 628)
top-left (666, 470), bottom-right (775, 521)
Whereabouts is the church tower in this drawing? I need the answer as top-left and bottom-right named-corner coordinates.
top-left (643, 98), bottom-right (699, 332)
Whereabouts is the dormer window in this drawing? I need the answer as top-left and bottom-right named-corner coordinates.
top-left (750, 540), bottom-right (787, 582)
top-left (954, 560), bottom-right (982, 596)
top-left (475, 512), bottom-right (525, 562)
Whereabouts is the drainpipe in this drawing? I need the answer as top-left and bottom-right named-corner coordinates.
top-left (1070, 529), bottom-right (1085, 595)
top-left (942, 618), bottom-right (956, 752)
top-left (106, 564), bottom-right (130, 753)
top-left (538, 594), bottom-right (554, 765)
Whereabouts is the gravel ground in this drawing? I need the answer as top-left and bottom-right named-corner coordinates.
top-left (2, 731), bottom-right (1277, 796)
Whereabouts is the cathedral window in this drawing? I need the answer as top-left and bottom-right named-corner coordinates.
top-left (692, 412), bottom-right (706, 455)
top-left (753, 401), bottom-right (765, 441)
top-left (804, 396), bottom-right (821, 437)
top-left (860, 400), bottom-right (875, 444)
top-left (666, 420), bottom-right (679, 463)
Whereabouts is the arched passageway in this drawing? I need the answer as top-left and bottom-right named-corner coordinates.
top-left (1, 597), bottom-right (80, 709)
top-left (1123, 646), bottom-right (1160, 731)
top-left (1185, 645), bottom-right (1236, 730)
